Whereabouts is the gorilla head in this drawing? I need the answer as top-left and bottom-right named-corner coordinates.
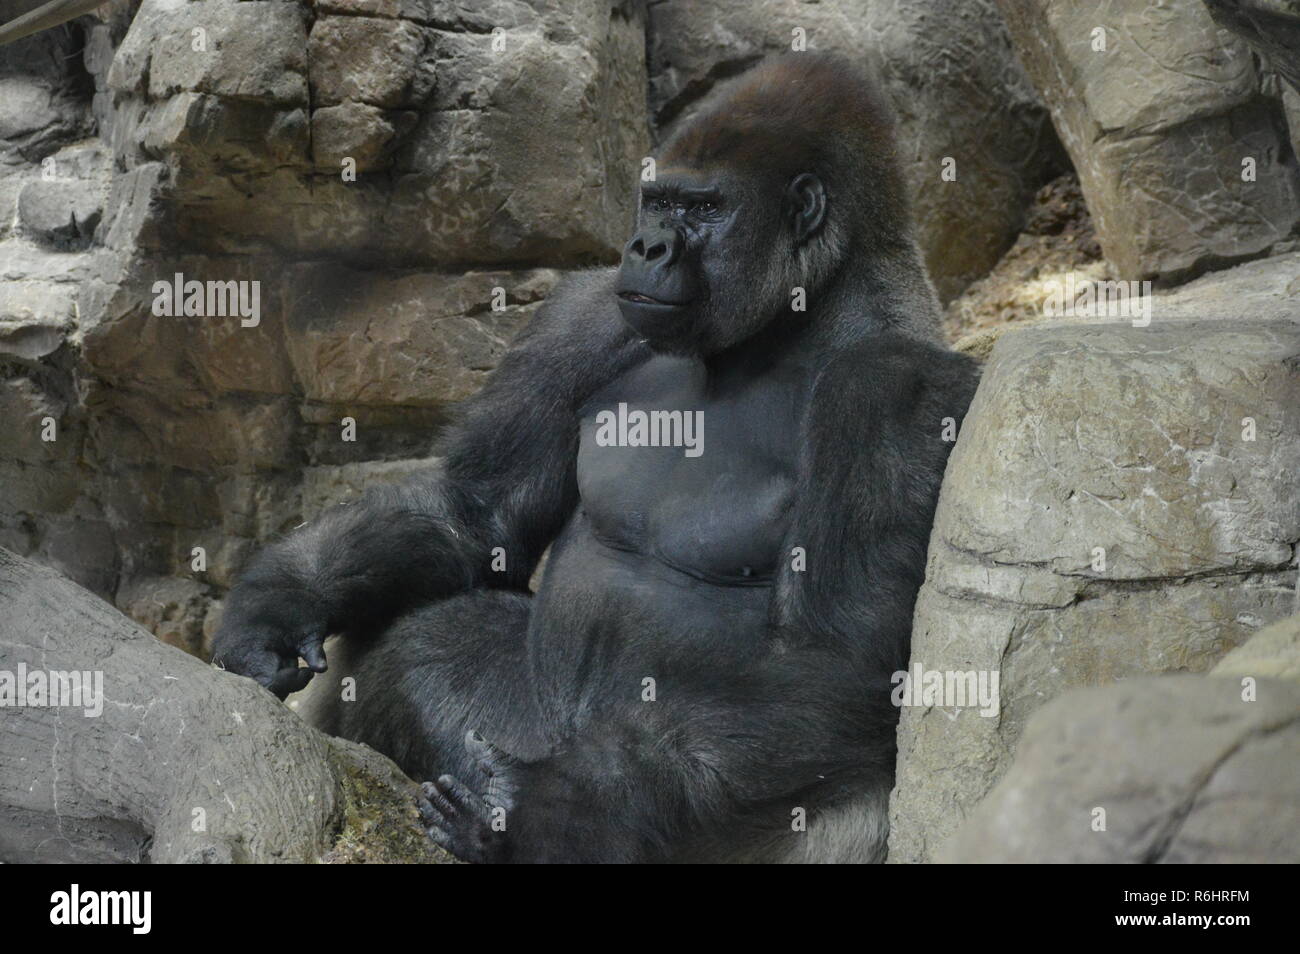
top-left (615, 54), bottom-right (914, 356)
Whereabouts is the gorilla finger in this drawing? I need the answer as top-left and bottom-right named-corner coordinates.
top-left (299, 636), bottom-right (328, 673)
top-left (417, 793), bottom-right (447, 828)
top-left (434, 774), bottom-right (482, 812)
top-left (216, 646), bottom-right (282, 687)
top-left (421, 781), bottom-right (459, 819)
top-left (267, 665), bottom-right (315, 700)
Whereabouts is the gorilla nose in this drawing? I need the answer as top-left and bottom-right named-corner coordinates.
top-left (625, 227), bottom-right (682, 267)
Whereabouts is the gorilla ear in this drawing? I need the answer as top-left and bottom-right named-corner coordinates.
top-left (787, 173), bottom-right (827, 244)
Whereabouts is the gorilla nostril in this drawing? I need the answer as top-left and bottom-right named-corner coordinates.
top-left (629, 238), bottom-right (645, 257)
top-left (645, 242), bottom-right (667, 261)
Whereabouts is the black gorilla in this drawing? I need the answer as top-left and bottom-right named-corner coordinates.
top-left (212, 54), bottom-right (980, 863)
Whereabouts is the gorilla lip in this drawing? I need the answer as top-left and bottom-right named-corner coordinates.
top-left (617, 291), bottom-right (690, 308)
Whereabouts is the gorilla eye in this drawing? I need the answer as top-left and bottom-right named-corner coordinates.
top-left (693, 201), bottom-right (719, 215)
top-left (647, 197), bottom-right (669, 213)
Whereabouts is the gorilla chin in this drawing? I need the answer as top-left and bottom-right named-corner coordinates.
top-left (614, 290), bottom-right (702, 354)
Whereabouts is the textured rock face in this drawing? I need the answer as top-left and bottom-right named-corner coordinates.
top-left (103, 0), bottom-right (649, 265)
top-left (888, 318), bottom-right (1300, 862)
top-left (1212, 611), bottom-right (1300, 681)
top-left (646, 0), bottom-right (1064, 304)
top-left (0, 4), bottom-right (94, 165)
top-left (939, 670), bottom-right (1300, 863)
top-left (0, 546), bottom-right (451, 864)
top-left (997, 0), bottom-right (1300, 282)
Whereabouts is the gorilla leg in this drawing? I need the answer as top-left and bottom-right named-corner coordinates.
top-left (291, 590), bottom-right (544, 784)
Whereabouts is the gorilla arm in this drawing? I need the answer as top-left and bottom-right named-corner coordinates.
top-left (211, 270), bottom-right (644, 698)
top-left (421, 336), bottom-right (982, 862)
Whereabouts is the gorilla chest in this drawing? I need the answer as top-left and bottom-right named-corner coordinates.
top-left (576, 356), bottom-right (804, 585)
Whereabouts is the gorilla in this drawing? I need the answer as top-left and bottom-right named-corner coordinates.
top-left (212, 54), bottom-right (980, 863)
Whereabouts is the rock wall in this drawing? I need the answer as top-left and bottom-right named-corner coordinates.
top-left (889, 311), bottom-right (1300, 861)
top-left (940, 613), bottom-right (1300, 863)
top-left (998, 0), bottom-right (1300, 283)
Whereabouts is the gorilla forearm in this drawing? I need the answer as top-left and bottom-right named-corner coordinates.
top-left (213, 270), bottom-right (646, 691)
top-left (223, 479), bottom-right (484, 637)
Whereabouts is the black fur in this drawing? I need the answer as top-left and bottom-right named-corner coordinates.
top-left (212, 54), bottom-right (981, 863)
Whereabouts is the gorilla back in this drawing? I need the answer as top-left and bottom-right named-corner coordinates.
top-left (213, 54), bottom-right (981, 863)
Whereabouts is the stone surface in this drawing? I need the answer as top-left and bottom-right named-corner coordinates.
top-left (997, 0), bottom-right (1300, 282)
top-left (646, 0), bottom-right (1064, 303)
top-left (100, 0), bottom-right (649, 266)
top-left (888, 318), bottom-right (1300, 862)
top-left (282, 266), bottom-right (560, 407)
top-left (17, 176), bottom-right (104, 248)
top-left (939, 674), bottom-right (1300, 862)
top-left (0, 9), bottom-right (94, 161)
top-left (0, 546), bottom-right (452, 864)
top-left (308, 15), bottom-right (434, 108)
top-left (1212, 612), bottom-right (1300, 681)
top-left (301, 457), bottom-right (437, 521)
top-left (1150, 249), bottom-right (1300, 321)
top-left (310, 102), bottom-right (417, 172)
top-left (110, 0), bottom-right (311, 106)
top-left (1286, 86), bottom-right (1300, 162)
top-left (951, 247), bottom-right (1300, 357)
top-left (1204, 0), bottom-right (1300, 92)
top-left (115, 573), bottom-right (218, 658)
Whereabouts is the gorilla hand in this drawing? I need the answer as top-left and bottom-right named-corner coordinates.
top-left (210, 588), bottom-right (329, 700)
top-left (419, 731), bottom-right (521, 863)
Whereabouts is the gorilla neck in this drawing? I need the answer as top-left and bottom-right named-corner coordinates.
top-left (808, 238), bottom-right (942, 345)
top-left (711, 241), bottom-right (940, 366)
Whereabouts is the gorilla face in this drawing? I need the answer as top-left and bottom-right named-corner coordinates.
top-left (615, 167), bottom-right (827, 356)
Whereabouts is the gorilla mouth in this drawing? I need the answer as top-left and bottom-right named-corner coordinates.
top-left (617, 291), bottom-right (689, 307)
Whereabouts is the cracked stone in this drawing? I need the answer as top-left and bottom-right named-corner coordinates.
top-left (888, 318), bottom-right (1300, 862)
top-left (17, 178), bottom-right (105, 250)
top-left (939, 672), bottom-right (1300, 862)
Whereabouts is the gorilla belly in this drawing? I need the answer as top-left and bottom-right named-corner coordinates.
top-left (526, 355), bottom-right (807, 699)
top-left (527, 518), bottom-right (778, 706)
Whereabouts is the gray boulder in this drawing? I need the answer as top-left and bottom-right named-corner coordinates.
top-left (17, 176), bottom-right (104, 248)
top-left (939, 672), bottom-right (1300, 862)
top-left (888, 317), bottom-right (1300, 862)
top-left (998, 0), bottom-right (1300, 282)
top-left (1212, 612), bottom-right (1300, 680)
top-left (103, 0), bottom-right (649, 265)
